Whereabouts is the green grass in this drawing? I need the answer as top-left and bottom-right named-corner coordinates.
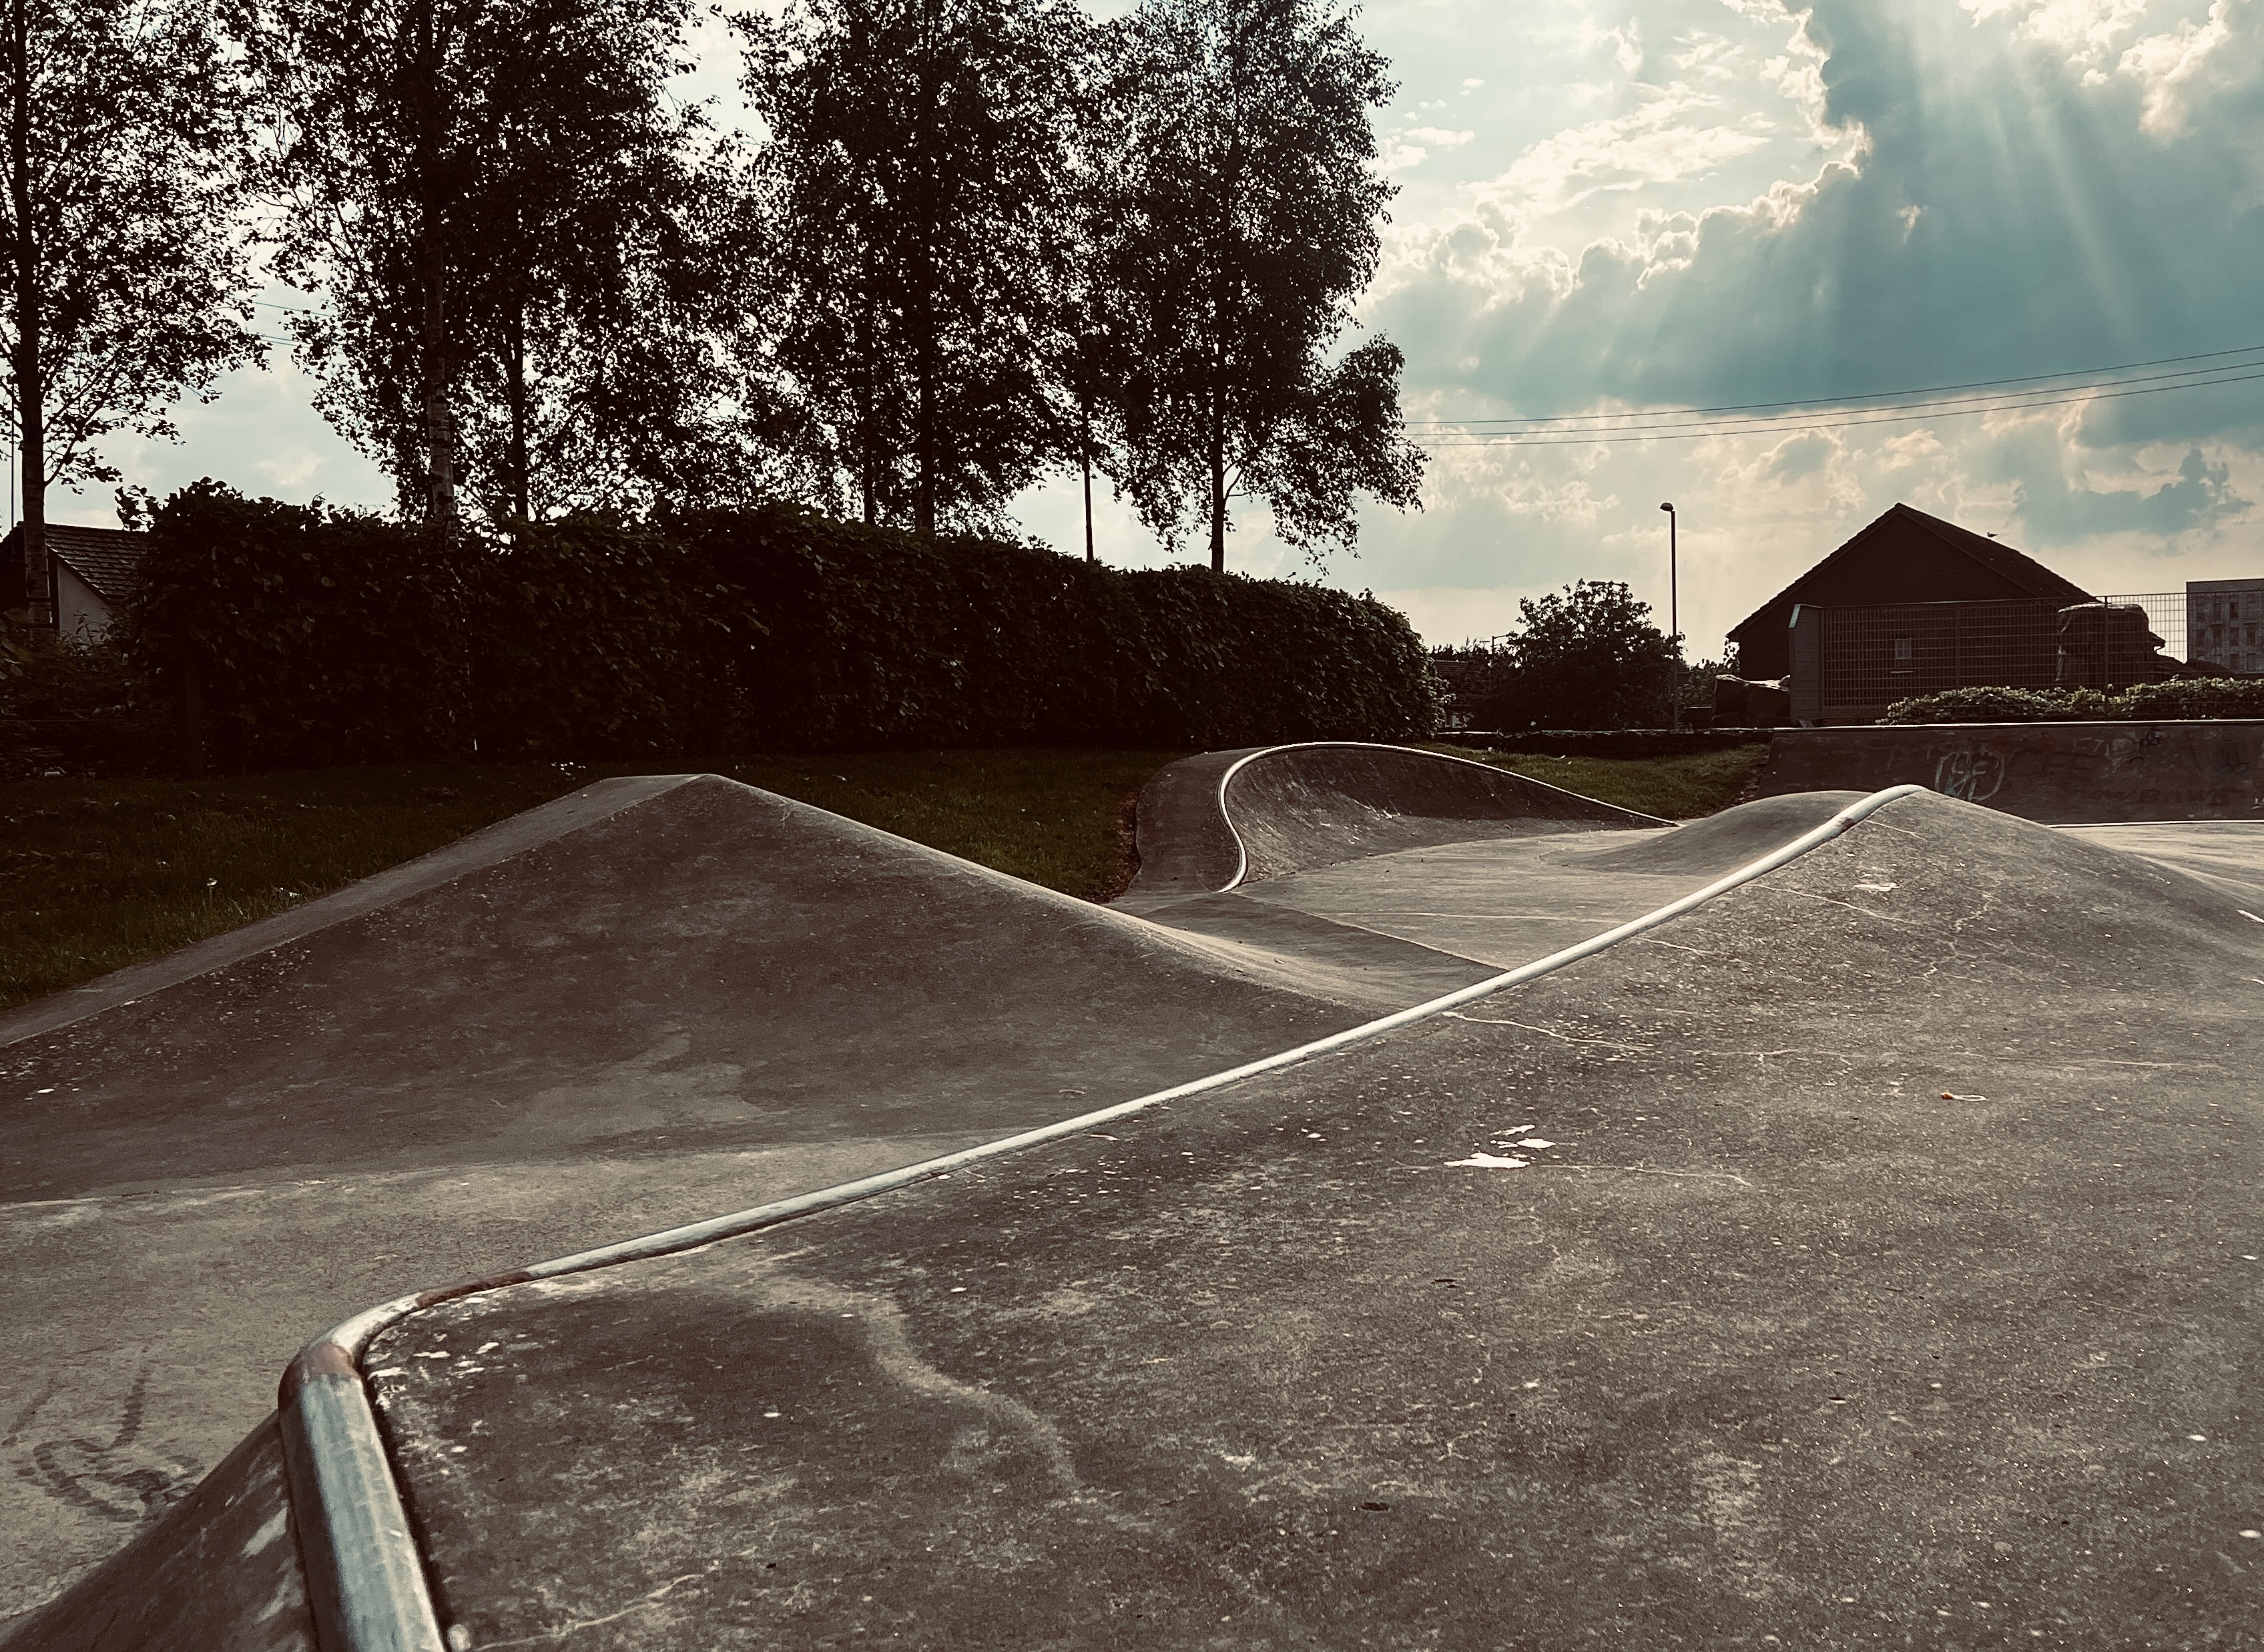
top-left (0, 742), bottom-right (1769, 1014)
top-left (1424, 743), bottom-right (1771, 821)
top-left (0, 750), bottom-right (1185, 1013)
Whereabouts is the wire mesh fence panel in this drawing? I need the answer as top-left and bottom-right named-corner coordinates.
top-left (2104, 593), bottom-right (2187, 664)
top-left (1819, 599), bottom-right (2064, 720)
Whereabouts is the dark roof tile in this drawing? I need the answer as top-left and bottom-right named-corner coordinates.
top-left (2, 523), bottom-right (151, 606)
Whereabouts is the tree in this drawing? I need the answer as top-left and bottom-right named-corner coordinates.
top-left (258, 0), bottom-right (746, 528)
top-left (1099, 0), bottom-right (1420, 571)
top-left (1469, 581), bottom-right (1679, 731)
top-left (738, 0), bottom-right (1090, 535)
top-left (3, 0), bottom-right (260, 626)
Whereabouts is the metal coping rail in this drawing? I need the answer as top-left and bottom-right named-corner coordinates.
top-left (1207, 740), bottom-right (1676, 893)
top-left (276, 780), bottom-right (1930, 1652)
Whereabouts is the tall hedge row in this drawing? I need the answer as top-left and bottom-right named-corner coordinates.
top-left (121, 482), bottom-right (1440, 767)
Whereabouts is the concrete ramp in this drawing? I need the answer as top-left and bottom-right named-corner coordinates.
top-left (284, 789), bottom-right (2261, 1650)
top-left (1753, 720), bottom-right (2264, 822)
top-left (2, 772), bottom-right (1389, 1627)
top-left (1119, 741), bottom-right (1663, 910)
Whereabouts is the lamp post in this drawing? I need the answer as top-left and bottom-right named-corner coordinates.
top-left (1659, 502), bottom-right (1679, 731)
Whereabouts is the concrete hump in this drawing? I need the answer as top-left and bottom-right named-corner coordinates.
top-left (1, 774), bottom-right (1378, 1205)
top-left (1753, 720), bottom-right (2264, 823)
top-left (1119, 741), bottom-right (1663, 910)
top-left (1567, 790), bottom-right (1869, 878)
top-left (338, 788), bottom-right (2264, 1651)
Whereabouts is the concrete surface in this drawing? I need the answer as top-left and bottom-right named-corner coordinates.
top-left (0, 1419), bottom-right (310, 1651)
top-left (3, 752), bottom-right (1678, 1633)
top-left (1118, 742), bottom-right (1660, 912)
top-left (0, 772), bottom-right (1394, 1625)
top-left (1207, 794), bottom-right (1868, 969)
top-left (1754, 721), bottom-right (2264, 824)
top-left (12, 759), bottom-right (2261, 1647)
top-left (349, 789), bottom-right (2261, 1649)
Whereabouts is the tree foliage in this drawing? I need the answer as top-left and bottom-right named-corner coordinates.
top-left (255, 0), bottom-right (750, 525)
top-left (2, 0), bottom-right (258, 617)
top-left (1467, 581), bottom-right (1679, 731)
top-left (1095, 0), bottom-right (1420, 570)
top-left (738, 0), bottom-right (1091, 535)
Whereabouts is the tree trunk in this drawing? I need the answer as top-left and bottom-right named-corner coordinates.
top-left (858, 240), bottom-right (876, 525)
top-left (1080, 372), bottom-right (1094, 563)
top-left (1207, 400), bottom-right (1225, 573)
top-left (425, 266), bottom-right (453, 534)
top-left (8, 0), bottom-right (45, 627)
top-left (415, 0), bottom-right (453, 541)
top-left (507, 296), bottom-right (529, 519)
top-left (911, 0), bottom-right (937, 537)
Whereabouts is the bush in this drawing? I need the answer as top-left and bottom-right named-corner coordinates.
top-left (1879, 680), bottom-right (2264, 724)
top-left (117, 484), bottom-right (1440, 768)
top-left (2120, 677), bottom-right (2264, 720)
top-left (1459, 581), bottom-right (1677, 731)
top-left (1, 610), bottom-right (169, 778)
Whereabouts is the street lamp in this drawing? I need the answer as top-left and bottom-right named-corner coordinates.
top-left (1659, 502), bottom-right (1679, 731)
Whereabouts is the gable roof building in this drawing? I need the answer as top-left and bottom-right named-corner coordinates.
top-left (1726, 503), bottom-right (2094, 679)
top-left (3, 523), bottom-right (152, 639)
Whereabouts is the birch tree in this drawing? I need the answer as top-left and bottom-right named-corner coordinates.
top-left (2, 0), bottom-right (258, 623)
top-left (1100, 0), bottom-right (1420, 571)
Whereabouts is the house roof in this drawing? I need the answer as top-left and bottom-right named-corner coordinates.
top-left (2, 523), bottom-right (151, 606)
top-left (1727, 503), bottom-right (2094, 642)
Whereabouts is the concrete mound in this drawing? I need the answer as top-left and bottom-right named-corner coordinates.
top-left (302, 788), bottom-right (2259, 1649)
top-left (1754, 719), bottom-right (2264, 822)
top-left (1568, 790), bottom-right (1867, 878)
top-left (1119, 742), bottom-right (1662, 910)
top-left (2, 774), bottom-right (1373, 1206)
top-left (3, 773), bottom-right (1398, 1627)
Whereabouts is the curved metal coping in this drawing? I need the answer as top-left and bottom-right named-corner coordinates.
top-left (1208, 740), bottom-right (1677, 894)
top-left (277, 783), bottom-right (1928, 1652)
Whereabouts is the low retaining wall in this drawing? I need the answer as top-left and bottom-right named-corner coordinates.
top-left (1436, 729), bottom-right (1776, 760)
top-left (1752, 720), bottom-right (2264, 823)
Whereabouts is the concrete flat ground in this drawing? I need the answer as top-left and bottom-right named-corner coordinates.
top-left (6, 749), bottom-right (2260, 1649)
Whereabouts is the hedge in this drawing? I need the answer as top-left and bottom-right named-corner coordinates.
top-left (119, 481), bottom-right (1440, 768)
top-left (1880, 681), bottom-right (2264, 724)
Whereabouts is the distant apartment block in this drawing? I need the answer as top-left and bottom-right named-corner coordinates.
top-left (2186, 579), bottom-right (2264, 675)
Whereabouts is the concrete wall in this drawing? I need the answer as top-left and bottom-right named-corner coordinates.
top-left (1753, 720), bottom-right (2264, 823)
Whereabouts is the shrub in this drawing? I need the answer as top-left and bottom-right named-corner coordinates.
top-left (2, 610), bottom-right (169, 779)
top-left (1880, 680), bottom-right (2264, 724)
top-left (2120, 677), bottom-right (2264, 720)
top-left (671, 503), bottom-right (1438, 750)
top-left (117, 485), bottom-right (1440, 768)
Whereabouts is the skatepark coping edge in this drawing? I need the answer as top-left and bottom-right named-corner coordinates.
top-left (274, 780), bottom-right (1928, 1652)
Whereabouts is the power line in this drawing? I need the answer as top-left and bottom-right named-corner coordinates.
top-left (1405, 340), bottom-right (2264, 429)
top-left (1412, 356), bottom-right (2264, 440)
top-left (1414, 365), bottom-right (2264, 449)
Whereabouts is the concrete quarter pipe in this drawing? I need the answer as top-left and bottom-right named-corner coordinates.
top-left (3, 746), bottom-right (2258, 1649)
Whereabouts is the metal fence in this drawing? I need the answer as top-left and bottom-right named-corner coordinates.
top-left (1793, 592), bottom-right (2204, 723)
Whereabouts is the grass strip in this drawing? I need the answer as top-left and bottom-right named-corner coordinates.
top-left (1423, 744), bottom-right (1771, 820)
top-left (1, 744), bottom-right (1769, 1014)
top-left (0, 750), bottom-right (1183, 1013)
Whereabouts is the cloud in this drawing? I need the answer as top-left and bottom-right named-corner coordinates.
top-left (1753, 429), bottom-right (1837, 485)
top-left (1482, 96), bottom-right (1773, 216)
top-left (2014, 443), bottom-right (2250, 537)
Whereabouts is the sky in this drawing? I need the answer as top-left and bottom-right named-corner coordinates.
top-left (76, 0), bottom-right (2264, 659)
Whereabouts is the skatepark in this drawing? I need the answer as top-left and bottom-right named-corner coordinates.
top-left (3, 738), bottom-right (2259, 1649)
